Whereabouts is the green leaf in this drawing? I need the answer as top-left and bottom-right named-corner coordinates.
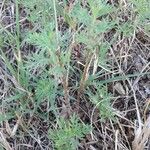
top-left (94, 19), bottom-right (115, 34)
top-left (0, 113), bottom-right (14, 123)
top-left (24, 49), bottom-right (50, 71)
top-left (118, 22), bottom-right (134, 37)
top-left (70, 3), bottom-right (92, 25)
top-left (88, 0), bottom-right (114, 18)
top-left (88, 84), bottom-right (114, 120)
top-left (98, 43), bottom-right (110, 69)
top-left (0, 49), bottom-right (17, 78)
top-left (35, 77), bottom-right (57, 104)
top-left (49, 115), bottom-right (91, 150)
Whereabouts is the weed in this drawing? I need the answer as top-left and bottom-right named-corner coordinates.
top-left (88, 83), bottom-right (114, 121)
top-left (49, 115), bottom-right (91, 150)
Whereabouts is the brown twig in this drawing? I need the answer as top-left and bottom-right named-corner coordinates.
top-left (76, 52), bottom-right (94, 111)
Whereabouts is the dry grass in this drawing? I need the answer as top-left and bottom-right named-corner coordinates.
top-left (132, 116), bottom-right (150, 150)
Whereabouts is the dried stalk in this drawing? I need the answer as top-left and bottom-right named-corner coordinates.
top-left (132, 116), bottom-right (150, 150)
top-left (76, 52), bottom-right (94, 111)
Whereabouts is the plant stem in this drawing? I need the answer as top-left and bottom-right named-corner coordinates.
top-left (77, 52), bottom-right (94, 111)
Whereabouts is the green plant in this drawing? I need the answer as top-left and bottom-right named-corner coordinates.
top-left (49, 115), bottom-right (91, 150)
top-left (0, 0), bottom-right (150, 149)
top-left (88, 83), bottom-right (114, 121)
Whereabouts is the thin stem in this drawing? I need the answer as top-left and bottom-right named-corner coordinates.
top-left (15, 0), bottom-right (22, 82)
top-left (77, 52), bottom-right (94, 111)
top-left (53, 0), bottom-right (59, 47)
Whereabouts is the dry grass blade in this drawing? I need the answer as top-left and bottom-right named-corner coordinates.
top-left (0, 131), bottom-right (12, 150)
top-left (132, 116), bottom-right (150, 150)
top-left (115, 130), bottom-right (119, 150)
